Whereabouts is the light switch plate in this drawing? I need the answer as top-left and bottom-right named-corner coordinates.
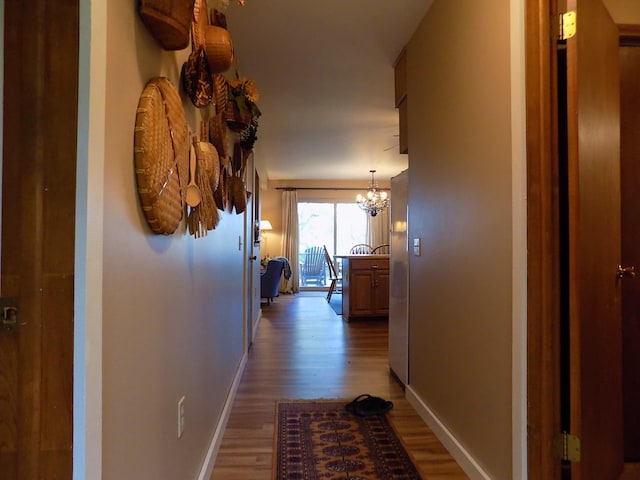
top-left (413, 238), bottom-right (421, 256)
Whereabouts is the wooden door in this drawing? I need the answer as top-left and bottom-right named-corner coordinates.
top-left (0, 1), bottom-right (78, 478)
top-left (565, 0), bottom-right (624, 477)
top-left (619, 28), bottom-right (640, 463)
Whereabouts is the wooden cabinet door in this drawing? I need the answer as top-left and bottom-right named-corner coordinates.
top-left (350, 269), bottom-right (375, 316)
top-left (373, 269), bottom-right (390, 315)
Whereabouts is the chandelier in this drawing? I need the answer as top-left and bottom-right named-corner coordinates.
top-left (356, 170), bottom-right (389, 217)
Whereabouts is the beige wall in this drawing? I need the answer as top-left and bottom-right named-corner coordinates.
top-left (604, 0), bottom-right (640, 24)
top-left (100, 1), bottom-right (246, 478)
top-left (406, 0), bottom-right (514, 478)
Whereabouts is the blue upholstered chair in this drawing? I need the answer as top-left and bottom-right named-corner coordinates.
top-left (261, 259), bottom-right (285, 305)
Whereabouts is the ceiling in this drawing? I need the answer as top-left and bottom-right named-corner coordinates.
top-left (224, 0), bottom-right (434, 182)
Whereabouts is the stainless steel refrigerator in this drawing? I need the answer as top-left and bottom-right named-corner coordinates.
top-left (389, 169), bottom-right (409, 385)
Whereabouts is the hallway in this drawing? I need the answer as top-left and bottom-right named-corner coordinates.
top-left (210, 293), bottom-right (468, 479)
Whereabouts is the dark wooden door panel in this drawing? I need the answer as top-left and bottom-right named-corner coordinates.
top-left (620, 39), bottom-right (640, 463)
top-left (1, 1), bottom-right (78, 478)
top-left (566, 0), bottom-right (623, 478)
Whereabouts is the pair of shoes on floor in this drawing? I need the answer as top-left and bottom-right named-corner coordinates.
top-left (345, 394), bottom-right (393, 417)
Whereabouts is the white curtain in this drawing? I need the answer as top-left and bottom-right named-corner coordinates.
top-left (280, 190), bottom-right (299, 293)
top-left (366, 206), bottom-right (390, 249)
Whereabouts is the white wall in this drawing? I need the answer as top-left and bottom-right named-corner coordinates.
top-left (406, 1), bottom-right (516, 478)
top-left (86, 1), bottom-right (248, 478)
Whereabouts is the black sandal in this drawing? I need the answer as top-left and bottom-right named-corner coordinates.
top-left (345, 394), bottom-right (394, 417)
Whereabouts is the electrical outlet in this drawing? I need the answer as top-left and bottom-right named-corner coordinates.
top-left (178, 396), bottom-right (185, 438)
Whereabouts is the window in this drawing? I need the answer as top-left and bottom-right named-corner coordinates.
top-left (298, 202), bottom-right (367, 288)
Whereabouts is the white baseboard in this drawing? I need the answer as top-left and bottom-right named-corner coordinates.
top-left (196, 352), bottom-right (248, 480)
top-left (252, 309), bottom-right (262, 344)
top-left (405, 386), bottom-right (492, 480)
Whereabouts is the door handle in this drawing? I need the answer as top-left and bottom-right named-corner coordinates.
top-left (249, 255), bottom-right (257, 261)
top-left (0, 297), bottom-right (19, 333)
top-left (617, 265), bottom-right (636, 280)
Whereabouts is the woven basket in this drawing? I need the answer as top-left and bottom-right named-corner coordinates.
top-left (134, 77), bottom-right (189, 234)
top-left (214, 166), bottom-right (228, 211)
top-left (204, 25), bottom-right (233, 74)
top-left (225, 97), bottom-right (252, 132)
top-left (229, 175), bottom-right (247, 214)
top-left (194, 141), bottom-right (220, 192)
top-left (139, 0), bottom-right (195, 50)
top-left (209, 111), bottom-right (229, 160)
top-left (181, 45), bottom-right (213, 108)
top-left (213, 74), bottom-right (228, 115)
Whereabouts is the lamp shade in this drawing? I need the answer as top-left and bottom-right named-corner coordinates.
top-left (259, 220), bottom-right (273, 231)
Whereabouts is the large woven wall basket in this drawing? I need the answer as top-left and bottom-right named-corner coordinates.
top-left (139, 0), bottom-right (195, 50)
top-left (134, 77), bottom-right (189, 235)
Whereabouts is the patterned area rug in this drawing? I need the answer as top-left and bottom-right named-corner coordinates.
top-left (273, 400), bottom-right (423, 480)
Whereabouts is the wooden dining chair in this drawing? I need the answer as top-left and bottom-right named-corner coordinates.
top-left (323, 245), bottom-right (341, 302)
top-left (371, 243), bottom-right (389, 254)
top-left (349, 244), bottom-right (373, 254)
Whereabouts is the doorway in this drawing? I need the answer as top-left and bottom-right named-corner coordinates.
top-left (526, 1), bottom-right (632, 478)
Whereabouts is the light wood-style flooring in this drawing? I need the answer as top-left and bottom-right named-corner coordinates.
top-left (210, 292), bottom-right (468, 479)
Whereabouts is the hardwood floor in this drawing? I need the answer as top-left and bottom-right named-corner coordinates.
top-left (210, 292), bottom-right (468, 479)
top-left (621, 463), bottom-right (640, 480)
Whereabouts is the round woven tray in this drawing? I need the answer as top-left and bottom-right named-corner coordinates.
top-left (134, 77), bottom-right (189, 234)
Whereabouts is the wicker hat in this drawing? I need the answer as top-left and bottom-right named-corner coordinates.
top-left (134, 77), bottom-right (189, 234)
top-left (139, 0), bottom-right (195, 50)
top-left (191, 0), bottom-right (208, 49)
top-left (204, 25), bottom-right (234, 73)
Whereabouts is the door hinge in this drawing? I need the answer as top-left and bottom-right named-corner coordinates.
top-left (557, 11), bottom-right (577, 41)
top-left (552, 432), bottom-right (581, 462)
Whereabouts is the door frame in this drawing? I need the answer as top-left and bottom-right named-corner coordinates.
top-left (526, 0), bottom-right (563, 478)
top-left (74, 1), bottom-right (107, 479)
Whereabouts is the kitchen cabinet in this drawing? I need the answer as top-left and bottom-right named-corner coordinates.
top-left (340, 255), bottom-right (389, 321)
top-left (394, 48), bottom-right (408, 154)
